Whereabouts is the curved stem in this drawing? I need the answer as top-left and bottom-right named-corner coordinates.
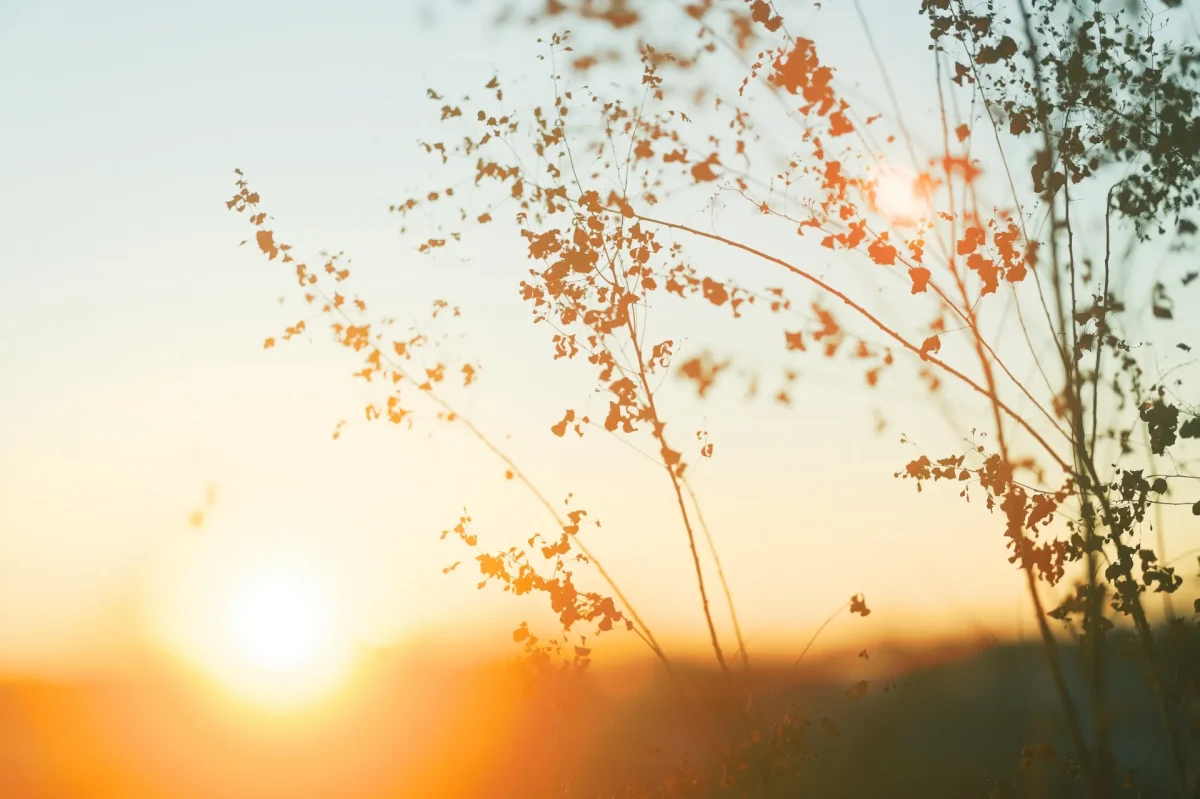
top-left (628, 211), bottom-right (1070, 473)
top-left (683, 476), bottom-right (751, 674)
top-left (793, 602), bottom-right (848, 669)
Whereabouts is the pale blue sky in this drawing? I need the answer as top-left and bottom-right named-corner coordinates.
top-left (2, 0), bottom-right (1194, 676)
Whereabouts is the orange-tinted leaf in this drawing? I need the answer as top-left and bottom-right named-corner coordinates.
top-left (957, 226), bottom-right (985, 255)
top-left (868, 235), bottom-right (897, 266)
top-left (256, 229), bottom-right (278, 259)
top-left (691, 153), bottom-right (720, 183)
top-left (551, 409), bottom-right (576, 437)
top-left (909, 267), bottom-right (931, 293)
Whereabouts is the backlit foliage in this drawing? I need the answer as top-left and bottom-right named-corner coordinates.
top-left (225, 0), bottom-right (1200, 795)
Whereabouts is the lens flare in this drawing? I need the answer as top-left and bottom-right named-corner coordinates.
top-left (212, 560), bottom-right (352, 708)
top-left (869, 164), bottom-right (929, 226)
top-left (228, 566), bottom-right (332, 672)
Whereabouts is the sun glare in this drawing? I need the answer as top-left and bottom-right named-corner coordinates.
top-left (870, 164), bottom-right (929, 226)
top-left (146, 529), bottom-right (359, 711)
top-left (229, 566), bottom-right (332, 672)
top-left (214, 561), bottom-right (353, 708)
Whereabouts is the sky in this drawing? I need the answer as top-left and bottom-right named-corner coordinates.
top-left (1, 0), bottom-right (1196, 682)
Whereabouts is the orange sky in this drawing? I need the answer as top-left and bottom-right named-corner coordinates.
top-left (2, 0), bottom-right (1197, 697)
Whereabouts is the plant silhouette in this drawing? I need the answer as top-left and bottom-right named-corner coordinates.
top-left (224, 0), bottom-right (1200, 795)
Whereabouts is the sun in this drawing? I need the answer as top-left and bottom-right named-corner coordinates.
top-left (228, 566), bottom-right (333, 672)
top-left (143, 509), bottom-right (365, 712)
top-left (212, 561), bottom-right (352, 707)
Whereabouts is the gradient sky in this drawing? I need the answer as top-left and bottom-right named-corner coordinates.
top-left (2, 0), bottom-right (1195, 679)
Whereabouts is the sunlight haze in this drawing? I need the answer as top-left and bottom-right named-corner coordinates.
top-left (2, 2), bottom-right (1197, 774)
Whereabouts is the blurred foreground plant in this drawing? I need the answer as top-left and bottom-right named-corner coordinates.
top-left (223, 0), bottom-right (1200, 795)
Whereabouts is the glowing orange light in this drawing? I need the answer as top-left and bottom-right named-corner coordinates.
top-left (228, 566), bottom-right (333, 672)
top-left (215, 561), bottom-right (352, 708)
top-left (147, 537), bottom-right (357, 711)
top-left (869, 164), bottom-right (930, 226)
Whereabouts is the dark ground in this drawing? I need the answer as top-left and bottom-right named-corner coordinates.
top-left (2, 631), bottom-right (1197, 797)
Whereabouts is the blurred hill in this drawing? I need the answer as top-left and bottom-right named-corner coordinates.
top-left (1, 634), bottom-right (1196, 798)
